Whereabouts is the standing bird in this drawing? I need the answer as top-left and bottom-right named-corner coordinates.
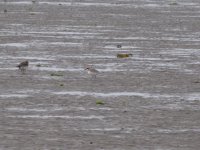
top-left (17, 60), bottom-right (29, 73)
top-left (85, 66), bottom-right (99, 78)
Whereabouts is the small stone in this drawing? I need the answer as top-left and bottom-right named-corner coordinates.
top-left (117, 44), bottom-right (122, 48)
top-left (36, 64), bottom-right (41, 67)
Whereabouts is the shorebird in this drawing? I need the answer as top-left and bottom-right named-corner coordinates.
top-left (85, 66), bottom-right (99, 78)
top-left (17, 60), bottom-right (29, 73)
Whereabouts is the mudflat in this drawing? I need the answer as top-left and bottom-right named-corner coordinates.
top-left (0, 0), bottom-right (200, 149)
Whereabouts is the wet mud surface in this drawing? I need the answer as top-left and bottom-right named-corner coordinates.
top-left (0, 0), bottom-right (200, 149)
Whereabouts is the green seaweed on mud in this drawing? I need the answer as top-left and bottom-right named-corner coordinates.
top-left (36, 64), bottom-right (41, 67)
top-left (50, 72), bottom-right (63, 77)
top-left (96, 100), bottom-right (105, 105)
top-left (117, 53), bottom-right (133, 58)
top-left (60, 84), bottom-right (64, 86)
top-left (169, 2), bottom-right (178, 5)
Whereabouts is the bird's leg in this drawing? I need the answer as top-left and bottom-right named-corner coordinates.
top-left (21, 67), bottom-right (26, 74)
top-left (91, 74), bottom-right (96, 79)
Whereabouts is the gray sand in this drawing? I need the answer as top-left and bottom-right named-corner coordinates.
top-left (0, 0), bottom-right (200, 149)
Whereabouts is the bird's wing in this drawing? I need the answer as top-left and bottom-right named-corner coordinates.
top-left (91, 68), bottom-right (99, 73)
top-left (18, 61), bottom-right (28, 67)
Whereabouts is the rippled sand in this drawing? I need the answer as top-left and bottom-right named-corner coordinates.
top-left (0, 0), bottom-right (200, 149)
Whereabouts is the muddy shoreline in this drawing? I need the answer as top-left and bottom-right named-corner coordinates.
top-left (0, 0), bottom-right (200, 149)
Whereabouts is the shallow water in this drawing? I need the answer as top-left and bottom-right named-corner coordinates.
top-left (0, 0), bottom-right (200, 149)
